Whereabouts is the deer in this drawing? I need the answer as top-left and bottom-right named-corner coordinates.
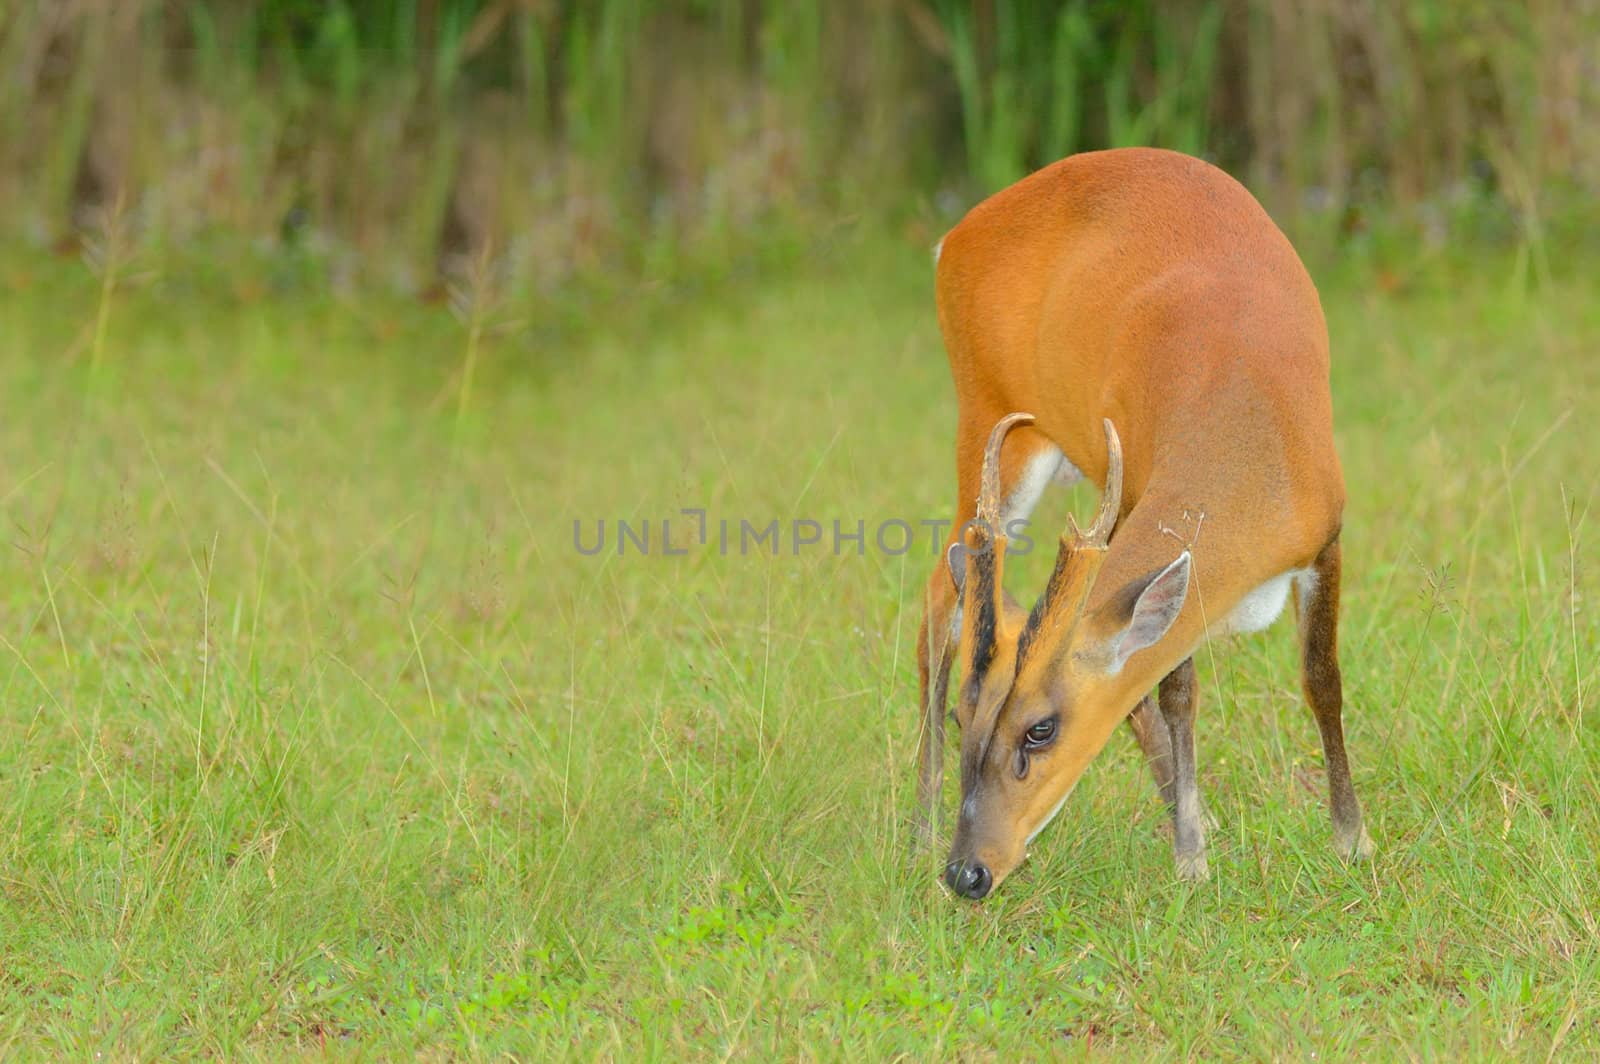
top-left (913, 147), bottom-right (1373, 900)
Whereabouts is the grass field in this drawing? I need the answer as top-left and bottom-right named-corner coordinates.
top-left (1, 227), bottom-right (1597, 1058)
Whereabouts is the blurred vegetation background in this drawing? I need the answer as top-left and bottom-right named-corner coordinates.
top-left (5, 0), bottom-right (1598, 298)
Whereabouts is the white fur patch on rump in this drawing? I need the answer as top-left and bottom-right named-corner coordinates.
top-left (1221, 569), bottom-right (1312, 635)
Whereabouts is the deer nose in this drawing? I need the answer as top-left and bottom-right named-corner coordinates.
top-left (944, 859), bottom-right (993, 900)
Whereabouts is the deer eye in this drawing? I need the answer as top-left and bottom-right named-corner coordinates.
top-left (1023, 718), bottom-right (1057, 749)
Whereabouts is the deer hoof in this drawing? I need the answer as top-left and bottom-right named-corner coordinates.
top-left (1176, 852), bottom-right (1210, 882)
top-left (1337, 825), bottom-right (1374, 862)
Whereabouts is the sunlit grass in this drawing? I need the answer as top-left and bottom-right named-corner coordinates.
top-left (0, 228), bottom-right (1596, 1057)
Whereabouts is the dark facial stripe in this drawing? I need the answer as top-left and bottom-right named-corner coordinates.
top-left (1016, 546), bottom-right (1073, 666)
top-left (962, 541), bottom-right (999, 688)
top-left (958, 534), bottom-right (1017, 797)
top-left (960, 706), bottom-right (995, 794)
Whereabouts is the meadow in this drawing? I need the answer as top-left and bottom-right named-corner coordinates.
top-left (1, 224), bottom-right (1597, 1057)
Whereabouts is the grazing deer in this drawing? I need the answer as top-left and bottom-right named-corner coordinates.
top-left (915, 148), bottom-right (1372, 900)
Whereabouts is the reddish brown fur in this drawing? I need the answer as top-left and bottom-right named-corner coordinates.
top-left (916, 148), bottom-right (1364, 892)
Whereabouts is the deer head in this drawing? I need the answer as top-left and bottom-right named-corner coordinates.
top-left (943, 415), bottom-right (1192, 899)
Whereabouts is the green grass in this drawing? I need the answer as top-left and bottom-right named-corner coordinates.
top-left (1, 228), bottom-right (1597, 1058)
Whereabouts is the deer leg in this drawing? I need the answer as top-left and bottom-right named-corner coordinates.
top-left (1159, 657), bottom-right (1207, 880)
top-left (1126, 696), bottom-right (1177, 812)
top-left (1296, 539), bottom-right (1373, 861)
top-left (913, 568), bottom-right (957, 850)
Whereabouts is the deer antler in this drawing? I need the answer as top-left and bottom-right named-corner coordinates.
top-left (976, 412), bottom-right (1034, 533)
top-left (1066, 418), bottom-right (1124, 546)
top-left (956, 412), bottom-right (1034, 693)
top-left (1017, 418), bottom-right (1126, 665)
top-left (1085, 418), bottom-right (1123, 545)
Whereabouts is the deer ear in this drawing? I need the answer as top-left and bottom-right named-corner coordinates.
top-left (1096, 552), bottom-right (1191, 673)
top-left (946, 542), bottom-right (967, 592)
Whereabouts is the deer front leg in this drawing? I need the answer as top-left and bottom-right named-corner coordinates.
top-left (1126, 695), bottom-right (1177, 812)
top-left (1159, 657), bottom-right (1207, 880)
top-left (913, 564), bottom-right (958, 850)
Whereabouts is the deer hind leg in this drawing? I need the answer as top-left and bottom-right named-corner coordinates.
top-left (1158, 657), bottom-right (1208, 880)
top-left (913, 419), bottom-right (1066, 849)
top-left (1295, 538), bottom-right (1374, 861)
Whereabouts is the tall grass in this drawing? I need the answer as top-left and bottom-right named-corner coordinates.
top-left (1, 215), bottom-right (1597, 1057)
top-left (4, 0), bottom-right (1597, 290)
